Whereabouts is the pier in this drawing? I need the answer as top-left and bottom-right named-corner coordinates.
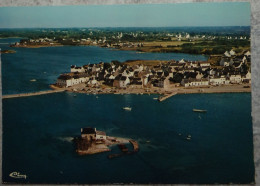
top-left (2, 89), bottom-right (65, 99)
top-left (129, 140), bottom-right (139, 152)
top-left (108, 140), bottom-right (139, 159)
top-left (158, 92), bottom-right (177, 102)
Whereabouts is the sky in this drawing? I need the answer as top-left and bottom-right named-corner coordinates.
top-left (0, 2), bottom-right (250, 28)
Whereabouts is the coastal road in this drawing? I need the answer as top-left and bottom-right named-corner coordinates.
top-left (2, 89), bottom-right (66, 99)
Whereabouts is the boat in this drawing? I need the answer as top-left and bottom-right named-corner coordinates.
top-left (30, 79), bottom-right (37, 82)
top-left (123, 107), bottom-right (132, 111)
top-left (153, 98), bottom-right (158, 100)
top-left (193, 109), bottom-right (207, 113)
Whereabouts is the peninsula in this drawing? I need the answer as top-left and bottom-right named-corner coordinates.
top-left (52, 50), bottom-right (251, 98)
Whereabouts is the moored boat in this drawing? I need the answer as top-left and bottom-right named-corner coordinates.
top-left (123, 107), bottom-right (132, 111)
top-left (193, 109), bottom-right (207, 113)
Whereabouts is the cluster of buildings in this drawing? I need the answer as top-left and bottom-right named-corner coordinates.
top-left (13, 38), bottom-right (55, 46)
top-left (56, 50), bottom-right (251, 90)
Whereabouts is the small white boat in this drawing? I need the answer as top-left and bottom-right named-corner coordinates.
top-left (153, 98), bottom-right (158, 100)
top-left (30, 79), bottom-right (37, 82)
top-left (123, 107), bottom-right (132, 111)
top-left (193, 109), bottom-right (207, 113)
top-left (186, 135), bottom-right (191, 140)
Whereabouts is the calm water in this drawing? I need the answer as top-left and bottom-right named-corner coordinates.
top-left (1, 38), bottom-right (254, 184)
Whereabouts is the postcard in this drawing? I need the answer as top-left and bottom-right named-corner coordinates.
top-left (0, 2), bottom-right (254, 184)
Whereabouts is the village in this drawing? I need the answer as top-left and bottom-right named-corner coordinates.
top-left (53, 50), bottom-right (251, 96)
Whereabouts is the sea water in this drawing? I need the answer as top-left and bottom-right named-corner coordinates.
top-left (1, 38), bottom-right (254, 184)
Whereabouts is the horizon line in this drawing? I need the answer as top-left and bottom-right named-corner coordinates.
top-left (0, 26), bottom-right (251, 29)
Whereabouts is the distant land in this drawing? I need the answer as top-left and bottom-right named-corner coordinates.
top-left (3, 26), bottom-right (250, 56)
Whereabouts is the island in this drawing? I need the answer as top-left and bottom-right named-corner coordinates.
top-left (52, 49), bottom-right (251, 100)
top-left (73, 127), bottom-right (139, 158)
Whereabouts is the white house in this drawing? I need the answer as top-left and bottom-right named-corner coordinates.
top-left (56, 74), bottom-right (88, 87)
top-left (244, 51), bottom-right (251, 56)
top-left (224, 51), bottom-right (231, 57)
top-left (71, 65), bottom-right (85, 73)
top-left (109, 74), bottom-right (115, 80)
top-left (229, 74), bottom-right (242, 84)
top-left (181, 78), bottom-right (209, 87)
top-left (119, 76), bottom-right (130, 88)
top-left (242, 71), bottom-right (251, 83)
top-left (209, 76), bottom-right (227, 85)
top-left (179, 59), bottom-right (186, 64)
top-left (95, 130), bottom-right (107, 140)
top-left (229, 49), bottom-right (236, 56)
top-left (199, 61), bottom-right (210, 68)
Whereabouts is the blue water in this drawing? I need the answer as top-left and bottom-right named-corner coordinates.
top-left (2, 93), bottom-right (254, 184)
top-left (1, 38), bottom-right (254, 184)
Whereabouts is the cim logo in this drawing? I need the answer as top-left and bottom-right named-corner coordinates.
top-left (9, 172), bottom-right (27, 179)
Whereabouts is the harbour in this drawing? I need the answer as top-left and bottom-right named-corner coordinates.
top-left (0, 36), bottom-right (254, 184)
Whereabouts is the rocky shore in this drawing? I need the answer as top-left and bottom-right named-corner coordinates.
top-left (74, 136), bottom-right (131, 155)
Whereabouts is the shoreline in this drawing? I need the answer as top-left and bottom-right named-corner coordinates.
top-left (50, 83), bottom-right (251, 97)
top-left (2, 84), bottom-right (250, 99)
top-left (74, 136), bottom-right (132, 155)
top-left (9, 43), bottom-right (210, 56)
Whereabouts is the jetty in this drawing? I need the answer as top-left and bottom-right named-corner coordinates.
top-left (2, 89), bottom-right (65, 99)
top-left (158, 92), bottom-right (177, 102)
top-left (108, 140), bottom-right (139, 159)
top-left (129, 140), bottom-right (139, 152)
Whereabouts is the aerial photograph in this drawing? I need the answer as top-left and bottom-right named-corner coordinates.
top-left (0, 2), bottom-right (254, 184)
